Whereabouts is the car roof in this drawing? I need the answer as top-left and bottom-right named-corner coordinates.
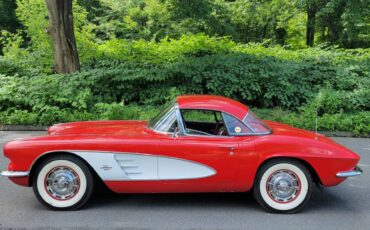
top-left (176, 95), bottom-right (249, 120)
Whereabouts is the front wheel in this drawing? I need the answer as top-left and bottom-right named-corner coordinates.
top-left (32, 155), bottom-right (94, 210)
top-left (253, 159), bottom-right (312, 213)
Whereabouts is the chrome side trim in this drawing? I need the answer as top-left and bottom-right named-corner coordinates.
top-left (31, 150), bottom-right (217, 181)
top-left (336, 167), bottom-right (363, 178)
top-left (1, 171), bottom-right (30, 177)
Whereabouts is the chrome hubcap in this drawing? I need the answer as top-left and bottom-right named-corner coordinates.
top-left (267, 170), bottom-right (300, 203)
top-left (45, 167), bottom-right (80, 200)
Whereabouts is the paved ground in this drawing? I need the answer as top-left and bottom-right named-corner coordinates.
top-left (0, 131), bottom-right (369, 230)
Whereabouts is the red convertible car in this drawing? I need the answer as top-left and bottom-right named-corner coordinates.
top-left (1, 95), bottom-right (362, 213)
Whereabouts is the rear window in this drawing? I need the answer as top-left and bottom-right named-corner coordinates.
top-left (222, 113), bottom-right (252, 135)
top-left (242, 111), bottom-right (271, 133)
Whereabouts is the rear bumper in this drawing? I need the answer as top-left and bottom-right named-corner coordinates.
top-left (1, 170), bottom-right (29, 177)
top-left (336, 167), bottom-right (363, 178)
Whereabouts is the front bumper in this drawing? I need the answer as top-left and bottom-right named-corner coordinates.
top-left (0, 171), bottom-right (29, 177)
top-left (336, 167), bottom-right (363, 178)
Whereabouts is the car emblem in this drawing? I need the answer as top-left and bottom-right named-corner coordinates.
top-left (100, 165), bottom-right (112, 171)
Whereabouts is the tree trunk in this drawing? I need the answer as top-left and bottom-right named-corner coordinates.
top-left (45, 0), bottom-right (80, 73)
top-left (306, 3), bottom-right (316, 47)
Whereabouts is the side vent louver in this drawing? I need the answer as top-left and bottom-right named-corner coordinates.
top-left (114, 154), bottom-right (157, 180)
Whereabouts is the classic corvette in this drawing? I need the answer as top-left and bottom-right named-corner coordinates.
top-left (1, 95), bottom-right (362, 213)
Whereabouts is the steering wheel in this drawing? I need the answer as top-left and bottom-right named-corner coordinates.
top-left (217, 126), bottom-right (227, 136)
top-left (213, 121), bottom-right (222, 135)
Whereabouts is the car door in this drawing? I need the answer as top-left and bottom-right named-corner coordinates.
top-left (157, 134), bottom-right (240, 192)
top-left (154, 109), bottom-right (243, 192)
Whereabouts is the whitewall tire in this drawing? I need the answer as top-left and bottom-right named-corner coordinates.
top-left (253, 159), bottom-right (312, 213)
top-left (33, 155), bottom-right (94, 210)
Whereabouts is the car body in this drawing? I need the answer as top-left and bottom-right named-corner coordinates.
top-left (1, 95), bottom-right (362, 213)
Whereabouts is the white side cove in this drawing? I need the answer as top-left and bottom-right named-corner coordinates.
top-left (71, 151), bottom-right (216, 181)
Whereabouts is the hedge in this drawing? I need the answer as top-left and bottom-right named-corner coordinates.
top-left (0, 35), bottom-right (369, 136)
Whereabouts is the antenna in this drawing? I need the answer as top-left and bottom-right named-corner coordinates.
top-left (315, 106), bottom-right (318, 140)
top-left (315, 92), bottom-right (322, 140)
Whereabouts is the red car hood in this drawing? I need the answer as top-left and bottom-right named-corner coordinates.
top-left (48, 120), bottom-right (150, 137)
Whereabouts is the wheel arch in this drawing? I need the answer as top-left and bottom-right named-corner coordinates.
top-left (256, 156), bottom-right (323, 186)
top-left (28, 151), bottom-right (102, 187)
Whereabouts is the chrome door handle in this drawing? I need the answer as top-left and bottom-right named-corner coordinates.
top-left (220, 146), bottom-right (235, 149)
top-left (226, 146), bottom-right (235, 156)
top-left (220, 146), bottom-right (235, 156)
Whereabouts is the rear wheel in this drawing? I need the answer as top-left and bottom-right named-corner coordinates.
top-left (32, 155), bottom-right (94, 210)
top-left (253, 159), bottom-right (312, 213)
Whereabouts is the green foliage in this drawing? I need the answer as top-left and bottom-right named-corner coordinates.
top-left (0, 0), bottom-right (19, 32)
top-left (0, 0), bottom-right (369, 137)
top-left (0, 0), bottom-right (20, 55)
top-left (0, 35), bottom-right (369, 137)
top-left (230, 0), bottom-right (300, 45)
top-left (254, 108), bottom-right (370, 137)
top-left (0, 0), bottom-right (98, 73)
top-left (1, 105), bottom-right (369, 136)
top-left (315, 0), bottom-right (370, 48)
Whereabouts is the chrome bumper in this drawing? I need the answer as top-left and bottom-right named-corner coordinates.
top-left (336, 167), bottom-right (363, 178)
top-left (0, 171), bottom-right (30, 177)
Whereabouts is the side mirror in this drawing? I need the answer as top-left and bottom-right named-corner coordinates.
top-left (172, 127), bottom-right (180, 138)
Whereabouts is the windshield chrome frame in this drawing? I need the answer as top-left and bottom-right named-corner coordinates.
top-left (149, 103), bottom-right (179, 135)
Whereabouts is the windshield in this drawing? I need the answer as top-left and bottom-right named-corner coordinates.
top-left (148, 102), bottom-right (178, 133)
top-left (242, 111), bottom-right (271, 134)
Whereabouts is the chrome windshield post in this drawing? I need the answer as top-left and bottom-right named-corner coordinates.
top-left (172, 128), bottom-right (180, 138)
top-left (174, 104), bottom-right (186, 136)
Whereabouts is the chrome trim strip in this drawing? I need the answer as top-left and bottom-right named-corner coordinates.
top-left (74, 151), bottom-right (217, 181)
top-left (149, 103), bottom-right (185, 136)
top-left (30, 150), bottom-right (217, 181)
top-left (242, 112), bottom-right (249, 123)
top-left (336, 167), bottom-right (363, 178)
top-left (1, 171), bottom-right (30, 177)
top-left (174, 104), bottom-right (186, 135)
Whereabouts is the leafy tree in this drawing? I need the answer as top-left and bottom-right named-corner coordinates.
top-left (0, 0), bottom-right (20, 32)
top-left (300, 0), bottom-right (369, 48)
top-left (229, 0), bottom-right (300, 45)
top-left (45, 0), bottom-right (80, 73)
top-left (0, 0), bottom-right (20, 55)
top-left (304, 0), bottom-right (319, 46)
top-left (316, 0), bottom-right (369, 48)
top-left (0, 0), bottom-right (97, 73)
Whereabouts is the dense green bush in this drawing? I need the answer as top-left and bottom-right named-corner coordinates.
top-left (2, 36), bottom-right (368, 108)
top-left (0, 35), bottom-right (369, 136)
top-left (254, 108), bottom-right (370, 137)
top-left (1, 105), bottom-right (369, 137)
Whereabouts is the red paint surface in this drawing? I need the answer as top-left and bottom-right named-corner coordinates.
top-left (177, 95), bottom-right (249, 120)
top-left (3, 95), bottom-right (360, 192)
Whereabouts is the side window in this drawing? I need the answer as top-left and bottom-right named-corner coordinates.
top-left (222, 113), bottom-right (252, 135)
top-left (182, 110), bottom-right (216, 123)
top-left (181, 109), bottom-right (225, 136)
